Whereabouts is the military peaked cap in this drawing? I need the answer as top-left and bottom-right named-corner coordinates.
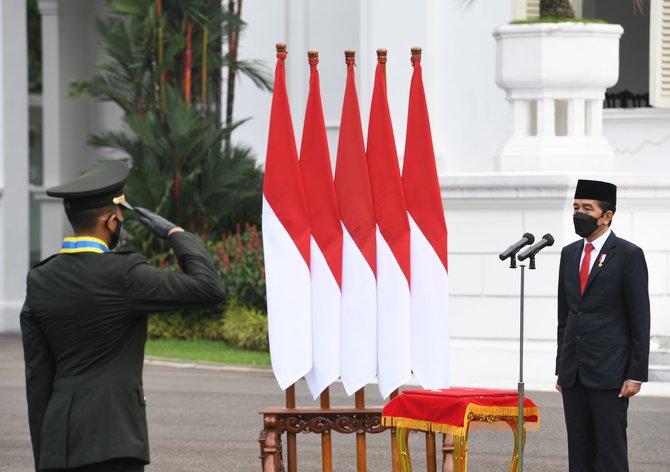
top-left (46, 160), bottom-right (131, 211)
top-left (574, 179), bottom-right (617, 205)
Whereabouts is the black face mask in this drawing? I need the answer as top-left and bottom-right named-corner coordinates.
top-left (573, 212), bottom-right (603, 238)
top-left (108, 217), bottom-right (123, 250)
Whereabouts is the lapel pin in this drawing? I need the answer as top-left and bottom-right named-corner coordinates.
top-left (598, 254), bottom-right (606, 268)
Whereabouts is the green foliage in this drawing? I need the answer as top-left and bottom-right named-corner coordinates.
top-left (148, 224), bottom-right (266, 312)
top-left (146, 224), bottom-right (266, 345)
top-left (147, 312), bottom-right (223, 340)
top-left (511, 18), bottom-right (607, 25)
top-left (70, 0), bottom-right (270, 253)
top-left (221, 301), bottom-right (269, 352)
top-left (145, 339), bottom-right (270, 366)
top-left (540, 0), bottom-right (575, 19)
top-left (209, 224), bottom-right (266, 312)
top-left (27, 0), bottom-right (42, 93)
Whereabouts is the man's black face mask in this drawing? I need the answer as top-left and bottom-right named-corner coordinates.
top-left (573, 212), bottom-right (603, 238)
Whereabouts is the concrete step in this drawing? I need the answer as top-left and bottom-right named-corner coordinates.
top-left (649, 365), bottom-right (670, 382)
top-left (649, 349), bottom-right (670, 366)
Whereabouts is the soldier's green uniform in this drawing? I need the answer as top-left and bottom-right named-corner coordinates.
top-left (20, 162), bottom-right (225, 471)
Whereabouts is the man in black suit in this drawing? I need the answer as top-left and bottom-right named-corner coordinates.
top-left (20, 161), bottom-right (225, 471)
top-left (556, 179), bottom-right (650, 471)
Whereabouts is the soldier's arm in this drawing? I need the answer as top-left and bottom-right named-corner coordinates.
top-left (20, 301), bottom-right (55, 470)
top-left (123, 231), bottom-right (226, 313)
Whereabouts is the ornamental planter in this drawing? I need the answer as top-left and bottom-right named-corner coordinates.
top-left (493, 22), bottom-right (623, 172)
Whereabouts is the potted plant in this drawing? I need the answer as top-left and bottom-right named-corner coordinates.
top-left (492, 0), bottom-right (622, 172)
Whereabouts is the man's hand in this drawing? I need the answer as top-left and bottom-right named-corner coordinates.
top-left (135, 207), bottom-right (179, 239)
top-left (618, 380), bottom-right (641, 398)
top-left (555, 383), bottom-right (562, 394)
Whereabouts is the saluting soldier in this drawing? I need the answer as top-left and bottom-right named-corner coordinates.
top-left (20, 160), bottom-right (225, 471)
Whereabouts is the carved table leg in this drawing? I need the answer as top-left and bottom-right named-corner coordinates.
top-left (452, 434), bottom-right (468, 472)
top-left (259, 414), bottom-right (284, 472)
top-left (505, 418), bottom-right (526, 472)
top-left (442, 434), bottom-right (454, 472)
top-left (396, 427), bottom-right (412, 472)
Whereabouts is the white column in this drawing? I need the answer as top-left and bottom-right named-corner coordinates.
top-left (512, 99), bottom-right (531, 137)
top-left (536, 98), bottom-right (555, 137)
top-left (38, 0), bottom-right (69, 259)
top-left (0, 0), bottom-right (29, 332)
top-left (586, 99), bottom-right (603, 137)
top-left (567, 98), bottom-right (586, 137)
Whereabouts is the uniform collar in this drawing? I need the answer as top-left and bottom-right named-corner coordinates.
top-left (60, 236), bottom-right (110, 254)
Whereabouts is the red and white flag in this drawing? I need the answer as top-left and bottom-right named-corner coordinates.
top-left (334, 51), bottom-right (378, 396)
top-left (262, 46), bottom-right (312, 390)
top-left (300, 52), bottom-right (343, 399)
top-left (366, 50), bottom-right (412, 398)
top-left (402, 49), bottom-right (450, 389)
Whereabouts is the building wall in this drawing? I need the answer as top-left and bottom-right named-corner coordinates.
top-left (445, 174), bottom-right (670, 388)
top-left (234, 0), bottom-right (517, 174)
top-left (3, 1), bottom-right (669, 394)
top-left (231, 0), bottom-right (670, 389)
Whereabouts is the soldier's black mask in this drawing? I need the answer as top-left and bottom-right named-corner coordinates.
top-left (107, 215), bottom-right (123, 250)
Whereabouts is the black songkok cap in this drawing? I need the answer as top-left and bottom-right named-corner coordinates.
top-left (46, 160), bottom-right (130, 211)
top-left (574, 179), bottom-right (617, 205)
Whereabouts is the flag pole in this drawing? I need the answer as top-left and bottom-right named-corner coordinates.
top-left (285, 383), bottom-right (297, 472)
top-left (320, 387), bottom-right (333, 472)
top-left (377, 48), bottom-right (388, 81)
top-left (309, 46), bottom-right (334, 472)
top-left (275, 40), bottom-right (298, 472)
top-left (355, 388), bottom-right (367, 472)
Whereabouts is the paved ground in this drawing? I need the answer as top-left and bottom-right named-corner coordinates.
top-left (2, 334), bottom-right (669, 471)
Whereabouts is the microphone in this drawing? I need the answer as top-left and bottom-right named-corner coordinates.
top-left (499, 233), bottom-right (535, 261)
top-left (517, 233), bottom-right (555, 261)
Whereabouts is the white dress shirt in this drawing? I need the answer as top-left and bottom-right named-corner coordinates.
top-left (579, 228), bottom-right (611, 274)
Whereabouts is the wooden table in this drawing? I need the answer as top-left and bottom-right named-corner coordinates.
top-left (382, 388), bottom-right (540, 472)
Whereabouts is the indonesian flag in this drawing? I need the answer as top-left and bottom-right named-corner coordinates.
top-left (262, 46), bottom-right (312, 390)
top-left (300, 53), bottom-right (343, 399)
top-left (334, 51), bottom-right (378, 396)
top-left (402, 49), bottom-right (450, 389)
top-left (366, 50), bottom-right (412, 399)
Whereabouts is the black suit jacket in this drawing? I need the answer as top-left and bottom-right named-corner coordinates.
top-left (20, 232), bottom-right (225, 470)
top-left (555, 231), bottom-right (650, 390)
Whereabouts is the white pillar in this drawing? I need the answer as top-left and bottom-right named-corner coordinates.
top-left (586, 99), bottom-right (603, 137)
top-left (567, 98), bottom-right (586, 137)
top-left (0, 0), bottom-right (30, 332)
top-left (38, 0), bottom-right (70, 258)
top-left (536, 98), bottom-right (555, 137)
top-left (512, 100), bottom-right (531, 137)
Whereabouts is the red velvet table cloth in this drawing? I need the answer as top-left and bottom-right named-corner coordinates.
top-left (382, 388), bottom-right (540, 436)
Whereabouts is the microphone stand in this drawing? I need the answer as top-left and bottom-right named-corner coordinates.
top-left (497, 237), bottom-right (541, 472)
top-left (516, 261), bottom-right (527, 472)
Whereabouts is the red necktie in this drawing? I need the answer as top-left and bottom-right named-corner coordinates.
top-left (579, 243), bottom-right (595, 295)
